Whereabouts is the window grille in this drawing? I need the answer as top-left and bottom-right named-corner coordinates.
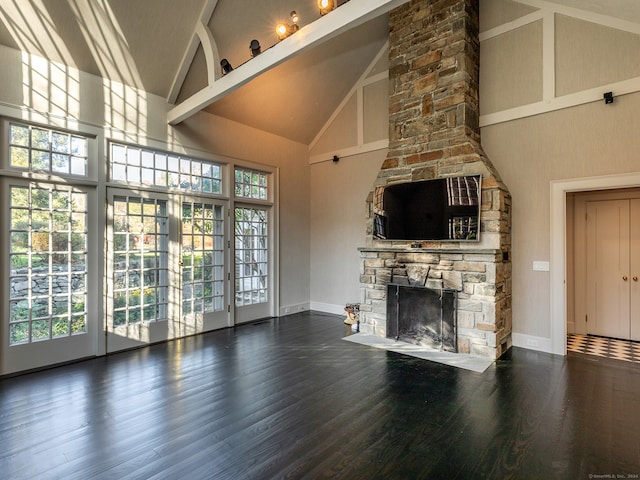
top-left (234, 167), bottom-right (268, 200)
top-left (110, 143), bottom-right (222, 194)
top-left (9, 123), bottom-right (89, 177)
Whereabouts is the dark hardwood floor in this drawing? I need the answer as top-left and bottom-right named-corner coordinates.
top-left (1, 312), bottom-right (640, 480)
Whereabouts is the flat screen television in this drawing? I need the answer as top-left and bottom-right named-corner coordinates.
top-left (373, 175), bottom-right (481, 241)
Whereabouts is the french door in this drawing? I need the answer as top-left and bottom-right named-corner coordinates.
top-left (106, 190), bottom-right (172, 351)
top-left (106, 189), bottom-right (230, 352)
top-left (1, 179), bottom-right (98, 374)
top-left (234, 205), bottom-right (274, 323)
top-left (180, 197), bottom-right (229, 335)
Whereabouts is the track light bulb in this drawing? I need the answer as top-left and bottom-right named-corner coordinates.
top-left (318, 0), bottom-right (335, 15)
top-left (276, 23), bottom-right (288, 38)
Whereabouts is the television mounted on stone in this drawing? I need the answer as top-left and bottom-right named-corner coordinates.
top-left (373, 175), bottom-right (481, 241)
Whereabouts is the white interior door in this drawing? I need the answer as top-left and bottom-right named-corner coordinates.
top-left (630, 199), bottom-right (640, 341)
top-left (1, 180), bottom-right (97, 374)
top-left (586, 199), bottom-right (631, 339)
top-left (180, 198), bottom-right (229, 334)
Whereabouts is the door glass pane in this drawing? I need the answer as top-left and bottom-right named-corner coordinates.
top-left (112, 196), bottom-right (168, 326)
top-left (235, 207), bottom-right (268, 307)
top-left (181, 202), bottom-right (225, 315)
top-left (8, 185), bottom-right (88, 345)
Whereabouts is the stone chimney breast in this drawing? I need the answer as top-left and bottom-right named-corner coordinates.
top-left (359, 0), bottom-right (512, 360)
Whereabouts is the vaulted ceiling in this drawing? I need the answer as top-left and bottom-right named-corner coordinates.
top-left (0, 0), bottom-right (639, 145)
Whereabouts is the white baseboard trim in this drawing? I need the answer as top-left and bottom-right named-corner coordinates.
top-left (278, 303), bottom-right (310, 317)
top-left (309, 301), bottom-right (345, 316)
top-left (511, 333), bottom-right (555, 354)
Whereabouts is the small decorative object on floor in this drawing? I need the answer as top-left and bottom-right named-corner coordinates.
top-left (344, 303), bottom-right (360, 332)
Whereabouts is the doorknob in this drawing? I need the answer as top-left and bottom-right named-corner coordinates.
top-left (623, 276), bottom-right (628, 281)
top-left (634, 276), bottom-right (639, 282)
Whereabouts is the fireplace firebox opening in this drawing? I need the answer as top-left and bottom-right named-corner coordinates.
top-left (386, 284), bottom-right (457, 352)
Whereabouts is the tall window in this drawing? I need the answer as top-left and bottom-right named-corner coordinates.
top-left (9, 185), bottom-right (88, 344)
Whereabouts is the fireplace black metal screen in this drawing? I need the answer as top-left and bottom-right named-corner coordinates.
top-left (386, 284), bottom-right (457, 352)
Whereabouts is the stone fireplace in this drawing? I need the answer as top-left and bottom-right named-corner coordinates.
top-left (358, 0), bottom-right (512, 359)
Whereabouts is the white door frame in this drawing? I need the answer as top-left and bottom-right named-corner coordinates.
top-left (550, 172), bottom-right (640, 355)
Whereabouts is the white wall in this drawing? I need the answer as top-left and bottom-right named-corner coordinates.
top-left (308, 48), bottom-right (389, 314)
top-left (309, 150), bottom-right (385, 313)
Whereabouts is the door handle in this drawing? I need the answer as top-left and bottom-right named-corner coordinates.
top-left (634, 276), bottom-right (639, 282)
top-left (623, 276), bottom-right (628, 281)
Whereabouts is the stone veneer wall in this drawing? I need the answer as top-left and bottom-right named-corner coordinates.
top-left (358, 0), bottom-right (512, 359)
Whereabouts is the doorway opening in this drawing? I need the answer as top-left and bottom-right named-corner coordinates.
top-left (550, 172), bottom-right (640, 356)
top-left (568, 188), bottom-right (640, 342)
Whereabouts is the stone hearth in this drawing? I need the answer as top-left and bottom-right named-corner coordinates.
top-left (358, 0), bottom-right (512, 359)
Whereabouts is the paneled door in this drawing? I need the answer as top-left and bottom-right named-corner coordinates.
top-left (1, 180), bottom-right (97, 374)
top-left (630, 199), bottom-right (640, 341)
top-left (584, 198), bottom-right (640, 341)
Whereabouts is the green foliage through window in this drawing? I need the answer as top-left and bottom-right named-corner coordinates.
top-left (8, 184), bottom-right (88, 345)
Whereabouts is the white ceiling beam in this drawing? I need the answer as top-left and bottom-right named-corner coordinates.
top-left (195, 22), bottom-right (219, 86)
top-left (167, 0), bottom-right (219, 104)
top-left (167, 0), bottom-right (409, 126)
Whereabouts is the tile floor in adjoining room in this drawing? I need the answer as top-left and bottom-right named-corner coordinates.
top-left (567, 333), bottom-right (640, 363)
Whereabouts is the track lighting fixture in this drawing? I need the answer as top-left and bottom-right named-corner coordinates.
top-left (276, 11), bottom-right (300, 41)
top-left (220, 58), bottom-right (233, 75)
top-left (250, 39), bottom-right (261, 57)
